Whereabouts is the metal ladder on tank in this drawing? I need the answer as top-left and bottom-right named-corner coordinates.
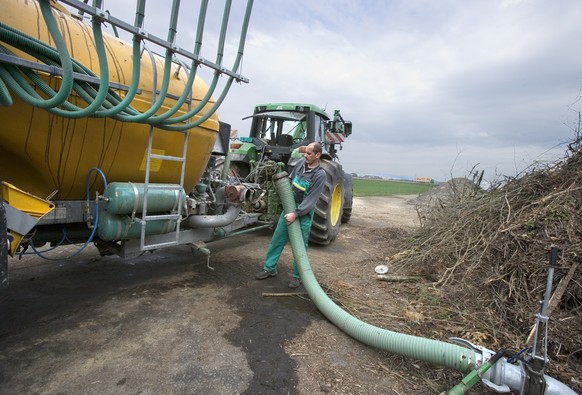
top-left (138, 124), bottom-right (189, 252)
top-left (137, 48), bottom-right (191, 252)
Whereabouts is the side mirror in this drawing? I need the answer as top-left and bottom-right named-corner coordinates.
top-left (344, 121), bottom-right (352, 136)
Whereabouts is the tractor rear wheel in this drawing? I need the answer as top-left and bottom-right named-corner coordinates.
top-left (341, 172), bottom-right (353, 223)
top-left (309, 159), bottom-right (344, 246)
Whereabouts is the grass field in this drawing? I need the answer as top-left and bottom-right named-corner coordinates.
top-left (352, 178), bottom-right (435, 197)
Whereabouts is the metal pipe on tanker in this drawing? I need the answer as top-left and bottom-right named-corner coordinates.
top-left (184, 205), bottom-right (240, 229)
top-left (184, 187), bottom-right (240, 228)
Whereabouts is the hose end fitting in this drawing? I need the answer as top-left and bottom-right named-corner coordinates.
top-left (272, 171), bottom-right (288, 182)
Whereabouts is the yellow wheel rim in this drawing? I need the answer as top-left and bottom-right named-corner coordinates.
top-left (330, 184), bottom-right (342, 227)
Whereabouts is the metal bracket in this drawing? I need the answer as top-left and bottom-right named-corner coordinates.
top-left (449, 337), bottom-right (495, 365)
top-left (522, 357), bottom-right (547, 395)
top-left (189, 240), bottom-right (213, 270)
top-left (2, 202), bottom-right (39, 236)
top-left (449, 338), bottom-right (513, 393)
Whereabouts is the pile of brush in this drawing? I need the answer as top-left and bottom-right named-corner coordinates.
top-left (396, 135), bottom-right (582, 389)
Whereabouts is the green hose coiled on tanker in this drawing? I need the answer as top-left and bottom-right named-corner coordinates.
top-left (0, 74), bottom-right (13, 106)
top-left (0, 20), bottom-right (133, 117)
top-left (0, 0), bottom-right (254, 131)
top-left (273, 171), bottom-right (479, 373)
top-left (0, 0), bottom-right (73, 109)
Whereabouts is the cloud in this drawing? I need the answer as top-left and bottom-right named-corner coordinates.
top-left (98, 0), bottom-right (582, 181)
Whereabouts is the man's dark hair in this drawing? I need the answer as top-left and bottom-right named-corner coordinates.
top-left (312, 142), bottom-right (322, 154)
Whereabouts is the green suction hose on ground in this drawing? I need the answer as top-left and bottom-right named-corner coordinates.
top-left (272, 171), bottom-right (478, 372)
top-left (274, 171), bottom-right (578, 395)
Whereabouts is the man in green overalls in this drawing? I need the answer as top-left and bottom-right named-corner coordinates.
top-left (255, 142), bottom-right (326, 288)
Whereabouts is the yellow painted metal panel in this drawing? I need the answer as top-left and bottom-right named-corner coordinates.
top-left (0, 0), bottom-right (221, 199)
top-left (0, 181), bottom-right (55, 255)
top-left (0, 182), bottom-right (54, 219)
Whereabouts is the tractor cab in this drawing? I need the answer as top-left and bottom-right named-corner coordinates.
top-left (228, 102), bottom-right (354, 245)
top-left (245, 104), bottom-right (323, 159)
top-left (229, 103), bottom-right (351, 179)
top-left (245, 108), bottom-right (308, 162)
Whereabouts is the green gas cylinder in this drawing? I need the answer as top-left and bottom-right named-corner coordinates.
top-left (104, 182), bottom-right (187, 215)
top-left (97, 210), bottom-right (177, 241)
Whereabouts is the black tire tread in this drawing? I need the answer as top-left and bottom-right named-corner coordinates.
top-left (341, 173), bottom-right (353, 223)
top-left (309, 159), bottom-right (343, 246)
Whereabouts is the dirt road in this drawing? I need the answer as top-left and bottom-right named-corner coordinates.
top-left (0, 195), bottom-right (463, 394)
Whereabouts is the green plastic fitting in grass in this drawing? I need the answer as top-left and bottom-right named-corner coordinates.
top-left (273, 171), bottom-right (577, 395)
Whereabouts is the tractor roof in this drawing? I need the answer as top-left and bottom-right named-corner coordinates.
top-left (254, 103), bottom-right (330, 119)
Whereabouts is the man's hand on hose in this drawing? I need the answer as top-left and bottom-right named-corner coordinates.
top-left (284, 212), bottom-right (297, 225)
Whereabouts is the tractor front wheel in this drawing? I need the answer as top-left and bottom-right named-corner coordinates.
top-left (309, 160), bottom-right (344, 246)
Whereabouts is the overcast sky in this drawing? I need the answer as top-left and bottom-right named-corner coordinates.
top-left (104, 0), bottom-right (582, 182)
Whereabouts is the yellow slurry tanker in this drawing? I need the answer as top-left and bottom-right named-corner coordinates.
top-left (0, 0), bottom-right (258, 287)
top-left (0, 0), bottom-right (352, 289)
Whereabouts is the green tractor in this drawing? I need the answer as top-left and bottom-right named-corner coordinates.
top-left (228, 103), bottom-right (353, 245)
